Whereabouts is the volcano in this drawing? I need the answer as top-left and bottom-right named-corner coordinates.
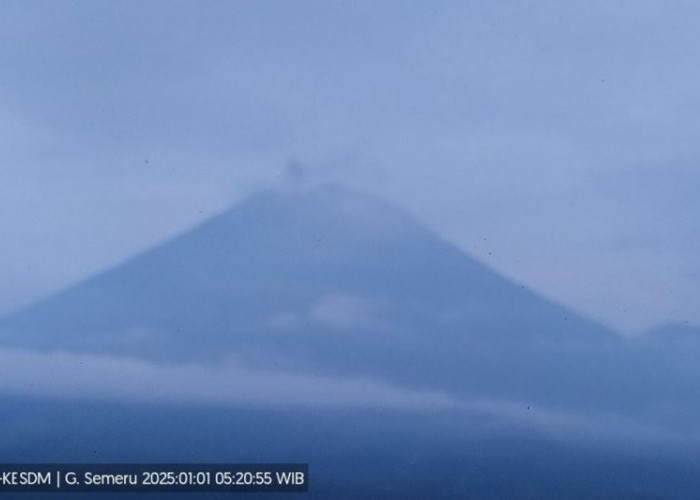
top-left (0, 185), bottom-right (620, 405)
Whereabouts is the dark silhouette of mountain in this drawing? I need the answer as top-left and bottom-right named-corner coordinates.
top-left (645, 322), bottom-right (700, 344)
top-left (624, 322), bottom-right (700, 428)
top-left (0, 185), bottom-right (615, 345)
top-left (0, 185), bottom-right (626, 409)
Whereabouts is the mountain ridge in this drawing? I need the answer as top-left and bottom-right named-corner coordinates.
top-left (0, 184), bottom-right (617, 356)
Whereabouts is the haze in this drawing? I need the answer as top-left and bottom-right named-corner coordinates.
top-left (1, 0), bottom-right (699, 333)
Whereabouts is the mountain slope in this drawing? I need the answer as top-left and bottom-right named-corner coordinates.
top-left (0, 185), bottom-right (614, 351)
top-left (0, 185), bottom-right (624, 408)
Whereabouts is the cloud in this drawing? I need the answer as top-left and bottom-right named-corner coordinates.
top-left (309, 294), bottom-right (395, 332)
top-left (0, 346), bottom-right (693, 454)
top-left (0, 347), bottom-right (456, 411)
top-left (265, 294), bottom-right (396, 333)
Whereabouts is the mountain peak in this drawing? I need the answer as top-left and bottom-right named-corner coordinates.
top-left (228, 183), bottom-right (425, 240)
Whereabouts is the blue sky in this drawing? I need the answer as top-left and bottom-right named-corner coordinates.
top-left (1, 0), bottom-right (699, 333)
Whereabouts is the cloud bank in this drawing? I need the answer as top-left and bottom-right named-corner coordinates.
top-left (0, 347), bottom-right (457, 411)
top-left (0, 346), bottom-right (692, 455)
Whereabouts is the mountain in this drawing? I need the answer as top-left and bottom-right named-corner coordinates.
top-left (644, 322), bottom-right (700, 344)
top-left (0, 184), bottom-right (623, 407)
top-left (3, 184), bottom-right (700, 498)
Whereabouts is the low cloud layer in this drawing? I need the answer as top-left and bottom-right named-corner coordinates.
top-left (0, 346), bottom-right (692, 455)
top-left (0, 347), bottom-right (458, 411)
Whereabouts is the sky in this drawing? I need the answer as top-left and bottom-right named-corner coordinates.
top-left (1, 0), bottom-right (699, 334)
